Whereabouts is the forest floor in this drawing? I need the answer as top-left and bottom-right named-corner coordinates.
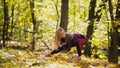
top-left (0, 42), bottom-right (120, 68)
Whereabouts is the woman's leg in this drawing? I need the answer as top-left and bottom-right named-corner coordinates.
top-left (76, 44), bottom-right (82, 56)
top-left (76, 38), bottom-right (88, 56)
top-left (79, 38), bottom-right (88, 45)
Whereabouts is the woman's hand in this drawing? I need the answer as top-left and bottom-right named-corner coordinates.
top-left (45, 54), bottom-right (51, 57)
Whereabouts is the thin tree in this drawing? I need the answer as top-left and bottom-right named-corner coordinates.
top-left (60, 0), bottom-right (69, 31)
top-left (116, 0), bottom-right (120, 48)
top-left (29, 0), bottom-right (37, 51)
top-left (115, 0), bottom-right (120, 20)
top-left (108, 0), bottom-right (118, 63)
top-left (10, 4), bottom-right (15, 39)
top-left (3, 0), bottom-right (9, 48)
top-left (94, 0), bottom-right (107, 21)
top-left (53, 0), bottom-right (60, 30)
top-left (84, 0), bottom-right (96, 57)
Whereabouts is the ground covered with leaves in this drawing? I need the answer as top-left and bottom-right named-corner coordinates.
top-left (0, 47), bottom-right (120, 68)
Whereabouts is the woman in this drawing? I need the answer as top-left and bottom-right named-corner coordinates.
top-left (45, 27), bottom-right (88, 60)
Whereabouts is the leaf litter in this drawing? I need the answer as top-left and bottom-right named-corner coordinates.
top-left (0, 48), bottom-right (119, 68)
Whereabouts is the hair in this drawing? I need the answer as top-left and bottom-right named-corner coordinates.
top-left (54, 27), bottom-right (73, 50)
top-left (54, 27), bottom-right (64, 49)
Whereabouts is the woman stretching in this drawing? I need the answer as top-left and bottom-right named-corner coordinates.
top-left (45, 27), bottom-right (88, 60)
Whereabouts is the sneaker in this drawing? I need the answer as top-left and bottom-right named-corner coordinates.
top-left (45, 54), bottom-right (51, 57)
top-left (76, 56), bottom-right (81, 60)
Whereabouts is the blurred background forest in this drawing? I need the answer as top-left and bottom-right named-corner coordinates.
top-left (0, 0), bottom-right (120, 68)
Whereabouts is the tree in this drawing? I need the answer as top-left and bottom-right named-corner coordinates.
top-left (53, 0), bottom-right (60, 29)
top-left (108, 0), bottom-right (118, 63)
top-left (29, 0), bottom-right (37, 51)
top-left (116, 0), bottom-right (120, 50)
top-left (115, 0), bottom-right (120, 20)
top-left (3, 0), bottom-right (9, 48)
top-left (84, 0), bottom-right (96, 57)
top-left (10, 4), bottom-right (15, 38)
top-left (60, 0), bottom-right (69, 31)
top-left (94, 0), bottom-right (107, 21)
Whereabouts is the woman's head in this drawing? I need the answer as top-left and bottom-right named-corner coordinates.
top-left (54, 27), bottom-right (66, 49)
top-left (56, 27), bottom-right (66, 39)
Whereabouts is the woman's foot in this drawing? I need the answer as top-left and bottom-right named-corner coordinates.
top-left (45, 54), bottom-right (51, 57)
top-left (76, 56), bottom-right (81, 60)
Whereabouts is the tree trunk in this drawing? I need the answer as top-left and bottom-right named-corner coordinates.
top-left (53, 0), bottom-right (60, 30)
top-left (3, 0), bottom-right (9, 48)
top-left (84, 0), bottom-right (96, 57)
top-left (116, 0), bottom-right (120, 53)
top-left (73, 0), bottom-right (76, 27)
top-left (24, 21), bottom-right (27, 41)
top-left (10, 5), bottom-right (14, 39)
top-left (108, 0), bottom-right (118, 64)
top-left (29, 0), bottom-right (36, 51)
top-left (115, 0), bottom-right (120, 20)
top-left (95, 0), bottom-right (107, 21)
top-left (60, 0), bottom-right (69, 31)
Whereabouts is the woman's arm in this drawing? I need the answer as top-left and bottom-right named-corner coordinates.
top-left (51, 47), bottom-right (63, 54)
